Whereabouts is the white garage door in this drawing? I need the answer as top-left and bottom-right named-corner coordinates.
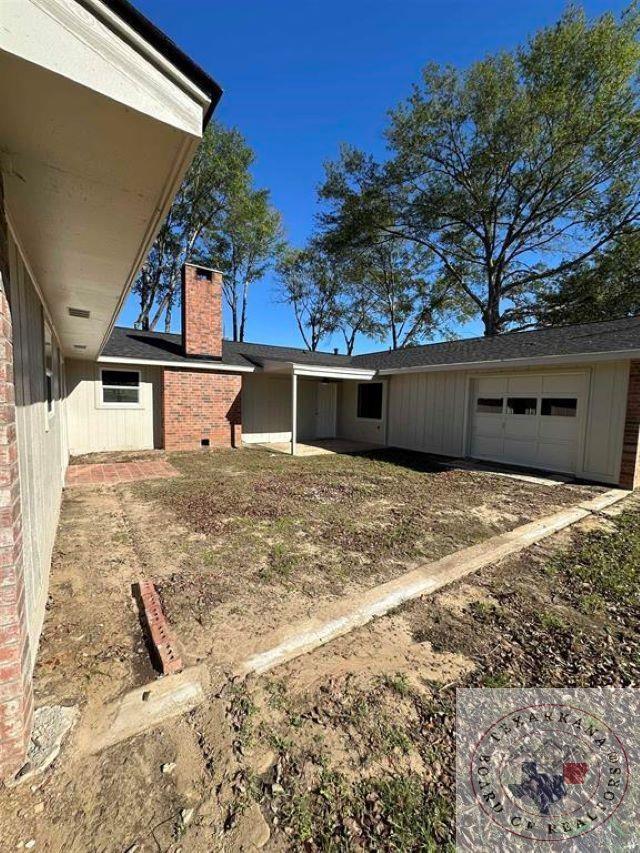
top-left (470, 373), bottom-right (587, 474)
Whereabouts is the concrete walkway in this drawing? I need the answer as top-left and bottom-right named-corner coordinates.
top-left (236, 488), bottom-right (629, 677)
top-left (250, 439), bottom-right (384, 456)
top-left (65, 460), bottom-right (180, 487)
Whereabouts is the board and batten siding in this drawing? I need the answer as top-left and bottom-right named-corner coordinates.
top-left (8, 231), bottom-right (68, 670)
top-left (581, 361), bottom-right (628, 484)
top-left (242, 374), bottom-right (319, 443)
top-left (65, 360), bottom-right (162, 455)
top-left (386, 363), bottom-right (628, 485)
top-left (337, 381), bottom-right (387, 445)
top-left (388, 370), bottom-right (468, 457)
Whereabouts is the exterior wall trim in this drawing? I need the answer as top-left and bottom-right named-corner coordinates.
top-left (97, 356), bottom-right (255, 373)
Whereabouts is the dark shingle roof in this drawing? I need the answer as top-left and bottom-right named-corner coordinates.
top-left (103, 316), bottom-right (640, 373)
top-left (101, 327), bottom-right (353, 369)
top-left (353, 315), bottom-right (640, 370)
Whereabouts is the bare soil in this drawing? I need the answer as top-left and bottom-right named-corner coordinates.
top-left (0, 448), bottom-right (627, 852)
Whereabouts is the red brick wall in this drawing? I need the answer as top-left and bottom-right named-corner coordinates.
top-left (619, 360), bottom-right (640, 489)
top-left (0, 178), bottom-right (31, 779)
top-left (182, 264), bottom-right (222, 358)
top-left (162, 368), bottom-right (242, 451)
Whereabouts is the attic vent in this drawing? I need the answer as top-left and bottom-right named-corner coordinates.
top-left (73, 344), bottom-right (87, 350)
top-left (68, 307), bottom-right (91, 319)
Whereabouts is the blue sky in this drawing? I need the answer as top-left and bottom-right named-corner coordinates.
top-left (119, 0), bottom-right (627, 352)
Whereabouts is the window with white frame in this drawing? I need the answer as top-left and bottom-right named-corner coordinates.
top-left (100, 369), bottom-right (140, 405)
top-left (357, 382), bottom-right (383, 420)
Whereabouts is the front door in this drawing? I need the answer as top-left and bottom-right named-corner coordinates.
top-left (316, 382), bottom-right (337, 439)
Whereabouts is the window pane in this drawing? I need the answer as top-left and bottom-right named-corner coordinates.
top-left (101, 370), bottom-right (139, 387)
top-left (507, 397), bottom-right (537, 415)
top-left (476, 397), bottom-right (503, 414)
top-left (357, 382), bottom-right (383, 419)
top-left (103, 387), bottom-right (139, 404)
top-left (541, 398), bottom-right (577, 417)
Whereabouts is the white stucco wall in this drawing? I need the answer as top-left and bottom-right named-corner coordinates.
top-left (8, 230), bottom-right (68, 671)
top-left (65, 360), bottom-right (162, 455)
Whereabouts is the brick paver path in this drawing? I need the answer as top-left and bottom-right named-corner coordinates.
top-left (65, 459), bottom-right (180, 487)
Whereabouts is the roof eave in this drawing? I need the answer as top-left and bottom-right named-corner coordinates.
top-left (376, 349), bottom-right (640, 375)
top-left (97, 355), bottom-right (255, 373)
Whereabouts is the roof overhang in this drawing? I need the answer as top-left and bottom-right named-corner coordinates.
top-left (376, 349), bottom-right (640, 375)
top-left (1, 0), bottom-right (220, 360)
top-left (260, 359), bottom-right (377, 381)
top-left (97, 355), bottom-right (255, 373)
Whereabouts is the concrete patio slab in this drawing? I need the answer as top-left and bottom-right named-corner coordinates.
top-left (65, 460), bottom-right (180, 488)
top-left (248, 439), bottom-right (384, 456)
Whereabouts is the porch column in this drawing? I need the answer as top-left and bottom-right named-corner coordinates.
top-left (291, 371), bottom-right (297, 455)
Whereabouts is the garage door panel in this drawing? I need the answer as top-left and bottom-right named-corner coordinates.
top-left (539, 418), bottom-right (577, 440)
top-left (470, 372), bottom-right (585, 475)
top-left (476, 377), bottom-right (506, 396)
top-left (504, 417), bottom-right (538, 440)
top-left (538, 442), bottom-right (576, 472)
top-left (470, 434), bottom-right (504, 459)
top-left (507, 375), bottom-right (541, 394)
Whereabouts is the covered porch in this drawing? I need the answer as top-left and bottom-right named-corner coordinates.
top-left (241, 359), bottom-right (388, 455)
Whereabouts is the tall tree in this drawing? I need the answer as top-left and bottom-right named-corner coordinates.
top-left (203, 187), bottom-right (284, 341)
top-left (276, 248), bottom-right (341, 350)
top-left (320, 5), bottom-right (640, 336)
top-left (133, 121), bottom-right (278, 334)
top-left (335, 240), bottom-right (463, 349)
top-left (535, 230), bottom-right (640, 325)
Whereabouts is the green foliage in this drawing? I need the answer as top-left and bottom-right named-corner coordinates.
top-left (275, 246), bottom-right (343, 350)
top-left (320, 5), bottom-right (640, 336)
top-left (535, 230), bottom-right (640, 325)
top-left (133, 121), bottom-right (282, 336)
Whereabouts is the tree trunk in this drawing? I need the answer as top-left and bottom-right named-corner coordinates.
top-left (239, 280), bottom-right (249, 342)
top-left (482, 276), bottom-right (502, 336)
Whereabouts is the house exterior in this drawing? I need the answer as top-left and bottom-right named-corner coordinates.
top-left (70, 261), bottom-right (640, 493)
top-left (2, 0), bottom-right (640, 788)
top-left (0, 0), bottom-right (221, 777)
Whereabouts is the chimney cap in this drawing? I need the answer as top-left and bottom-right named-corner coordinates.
top-left (183, 262), bottom-right (224, 276)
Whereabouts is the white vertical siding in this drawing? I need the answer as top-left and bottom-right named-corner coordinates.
top-left (581, 361), bottom-right (628, 483)
top-left (8, 234), bottom-right (67, 670)
top-left (65, 360), bottom-right (162, 455)
top-left (242, 374), bottom-right (292, 443)
top-left (388, 370), bottom-right (468, 456)
top-left (337, 381), bottom-right (387, 444)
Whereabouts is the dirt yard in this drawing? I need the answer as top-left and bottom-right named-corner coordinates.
top-left (1, 447), bottom-right (630, 852)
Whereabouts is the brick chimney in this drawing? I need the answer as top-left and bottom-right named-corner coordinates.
top-left (181, 263), bottom-right (222, 358)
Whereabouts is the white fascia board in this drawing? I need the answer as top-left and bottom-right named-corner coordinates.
top-left (292, 363), bottom-right (377, 380)
top-left (377, 349), bottom-right (640, 376)
top-left (97, 356), bottom-right (255, 373)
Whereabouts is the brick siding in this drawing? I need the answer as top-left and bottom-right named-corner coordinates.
top-left (182, 264), bottom-right (222, 358)
top-left (619, 360), bottom-right (640, 489)
top-left (162, 369), bottom-right (242, 451)
top-left (0, 178), bottom-right (31, 779)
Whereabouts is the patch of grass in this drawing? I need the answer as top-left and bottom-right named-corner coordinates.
top-left (381, 672), bottom-right (412, 698)
top-left (228, 683), bottom-right (257, 746)
top-left (481, 672), bottom-right (513, 688)
top-left (549, 510), bottom-right (640, 606)
top-left (538, 610), bottom-right (567, 631)
top-left (277, 767), bottom-right (452, 851)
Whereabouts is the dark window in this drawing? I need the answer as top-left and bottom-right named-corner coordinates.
top-left (44, 323), bottom-right (54, 416)
top-left (476, 397), bottom-right (503, 414)
top-left (101, 370), bottom-right (139, 387)
top-left (507, 397), bottom-right (537, 415)
top-left (101, 370), bottom-right (140, 405)
top-left (357, 382), bottom-right (383, 419)
top-left (541, 398), bottom-right (577, 417)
